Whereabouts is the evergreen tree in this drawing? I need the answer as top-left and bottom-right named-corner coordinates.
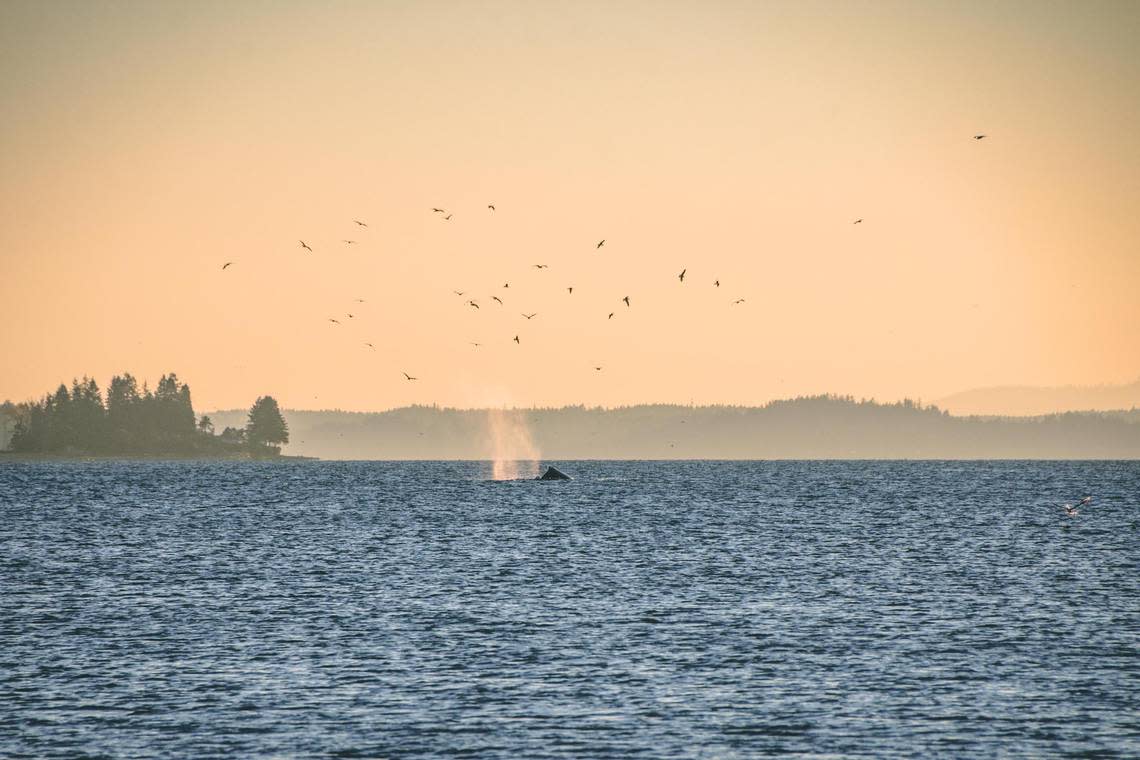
top-left (246, 396), bottom-right (289, 452)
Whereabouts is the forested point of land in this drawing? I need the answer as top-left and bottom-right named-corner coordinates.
top-left (1, 373), bottom-right (288, 458)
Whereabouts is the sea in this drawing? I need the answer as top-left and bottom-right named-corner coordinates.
top-left (1, 460), bottom-right (1137, 758)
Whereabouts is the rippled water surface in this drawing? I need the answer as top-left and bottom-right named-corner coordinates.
top-left (2, 460), bottom-right (1138, 758)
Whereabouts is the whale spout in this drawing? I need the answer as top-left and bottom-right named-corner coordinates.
top-left (537, 466), bottom-right (571, 481)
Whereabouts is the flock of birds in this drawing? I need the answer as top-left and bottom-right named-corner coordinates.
top-left (220, 134), bottom-right (996, 381)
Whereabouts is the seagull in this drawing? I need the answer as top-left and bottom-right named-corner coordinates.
top-left (222, 262), bottom-right (233, 270)
top-left (364, 342), bottom-right (375, 349)
top-left (567, 287), bottom-right (573, 294)
top-left (1062, 503), bottom-right (1079, 517)
top-left (678, 269), bottom-right (686, 282)
top-left (488, 204), bottom-right (495, 211)
top-left (354, 219), bottom-right (368, 227)
top-left (432, 208), bottom-right (446, 213)
top-left (403, 372), bottom-right (417, 381)
top-left (534, 264), bottom-right (548, 269)
top-left (608, 312), bottom-right (615, 319)
top-left (470, 342), bottom-right (482, 348)
top-left (328, 318), bottom-right (341, 325)
top-left (347, 313), bottom-right (355, 318)
top-left (973, 134), bottom-right (986, 140)
top-left (503, 283), bottom-right (510, 288)
top-left (300, 240), bottom-right (313, 252)
top-left (468, 300), bottom-right (480, 309)
top-left (594, 366), bottom-right (603, 371)
top-left (733, 298), bottom-right (746, 304)
top-left (444, 214), bottom-right (452, 220)
top-left (853, 219), bottom-right (863, 225)
top-left (622, 296), bottom-right (630, 307)
top-left (343, 239), bottom-right (357, 244)
top-left (355, 298), bottom-right (366, 303)
top-left (453, 290), bottom-right (465, 296)
top-left (596, 240), bottom-right (605, 249)
top-left (522, 313), bottom-right (536, 320)
top-left (492, 296), bottom-right (503, 305)
top-left (714, 280), bottom-right (720, 287)
top-left (513, 335), bottom-right (520, 344)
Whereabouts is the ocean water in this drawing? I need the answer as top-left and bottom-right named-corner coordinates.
top-left (1, 460), bottom-right (1137, 758)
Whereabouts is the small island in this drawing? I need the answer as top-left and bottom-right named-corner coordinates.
top-left (1, 372), bottom-right (296, 460)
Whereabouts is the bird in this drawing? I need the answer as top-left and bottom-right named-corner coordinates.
top-left (444, 214), bottom-right (452, 220)
top-left (468, 300), bottom-right (480, 309)
top-left (355, 298), bottom-right (366, 303)
top-left (567, 287), bottom-right (573, 294)
top-left (973, 134), bottom-right (986, 140)
top-left (328, 318), bottom-right (341, 325)
top-left (343, 239), bottom-right (357, 244)
top-left (678, 269), bottom-right (686, 282)
top-left (354, 219), bottom-right (368, 227)
top-left (470, 342), bottom-right (482, 348)
top-left (347, 313), bottom-right (355, 318)
top-left (453, 290), bottom-right (466, 296)
top-left (714, 280), bottom-right (720, 287)
top-left (364, 342), bottom-right (375, 349)
top-left (488, 204), bottom-right (495, 211)
top-left (300, 240), bottom-right (313, 252)
top-left (403, 372), bottom-right (417, 381)
top-left (733, 298), bottom-right (746, 305)
top-left (522, 313), bottom-right (536, 320)
top-left (513, 335), bottom-right (520, 344)
top-left (596, 240), bottom-right (605, 249)
top-left (853, 219), bottom-right (863, 225)
top-left (594, 366), bottom-right (603, 371)
top-left (608, 312), bottom-right (615, 319)
top-left (1062, 504), bottom-right (1079, 517)
top-left (222, 262), bottom-right (233, 270)
top-left (534, 264), bottom-right (548, 269)
top-left (502, 283), bottom-right (509, 289)
top-left (432, 208), bottom-right (445, 213)
top-left (622, 296), bottom-right (630, 307)
top-left (492, 296), bottom-right (503, 305)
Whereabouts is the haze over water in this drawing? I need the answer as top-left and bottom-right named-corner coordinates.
top-left (3, 461), bottom-right (1138, 758)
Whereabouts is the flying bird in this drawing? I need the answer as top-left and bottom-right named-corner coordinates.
top-left (222, 262), bottom-right (233, 270)
top-left (470, 342), bottom-right (482, 347)
top-left (533, 264), bottom-right (548, 269)
top-left (714, 280), bottom-right (720, 287)
top-left (444, 214), bottom-right (452, 220)
top-left (403, 372), bottom-right (417, 381)
top-left (347, 313), bottom-right (355, 318)
top-left (328, 318), bottom-right (341, 325)
top-left (502, 283), bottom-right (509, 288)
top-left (355, 298), bottom-right (366, 303)
top-left (364, 342), bottom-right (375, 349)
top-left (492, 296), bottom-right (503, 305)
top-left (468, 300), bottom-right (480, 309)
top-left (733, 298), bottom-right (746, 304)
top-left (522, 313), bottom-right (536, 320)
top-left (513, 335), bottom-right (520, 344)
top-left (973, 134), bottom-right (986, 140)
top-left (488, 204), bottom-right (495, 211)
top-left (596, 240), bottom-right (605, 249)
top-left (432, 208), bottom-right (445, 213)
top-left (622, 296), bottom-right (630, 307)
top-left (594, 366), bottom-right (603, 371)
top-left (678, 269), bottom-right (686, 282)
top-left (567, 287), bottom-right (573, 294)
top-left (354, 220), bottom-right (368, 227)
top-left (343, 239), bottom-right (357, 244)
top-left (608, 312), bottom-right (615, 319)
top-left (853, 219), bottom-right (863, 225)
top-left (300, 240), bottom-right (313, 252)
top-left (453, 290), bottom-right (465, 296)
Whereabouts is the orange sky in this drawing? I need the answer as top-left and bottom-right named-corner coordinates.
top-left (2, 0), bottom-right (1138, 412)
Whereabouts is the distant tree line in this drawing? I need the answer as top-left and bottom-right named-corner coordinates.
top-left (2, 373), bottom-right (288, 457)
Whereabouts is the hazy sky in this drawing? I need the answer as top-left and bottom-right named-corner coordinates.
top-left (2, 0), bottom-right (1138, 412)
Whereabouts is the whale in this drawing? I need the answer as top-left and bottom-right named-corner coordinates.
top-left (536, 466), bottom-right (571, 481)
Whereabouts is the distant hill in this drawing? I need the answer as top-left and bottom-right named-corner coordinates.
top-left (937, 379), bottom-right (1140, 416)
top-left (206, 396), bottom-right (1140, 460)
